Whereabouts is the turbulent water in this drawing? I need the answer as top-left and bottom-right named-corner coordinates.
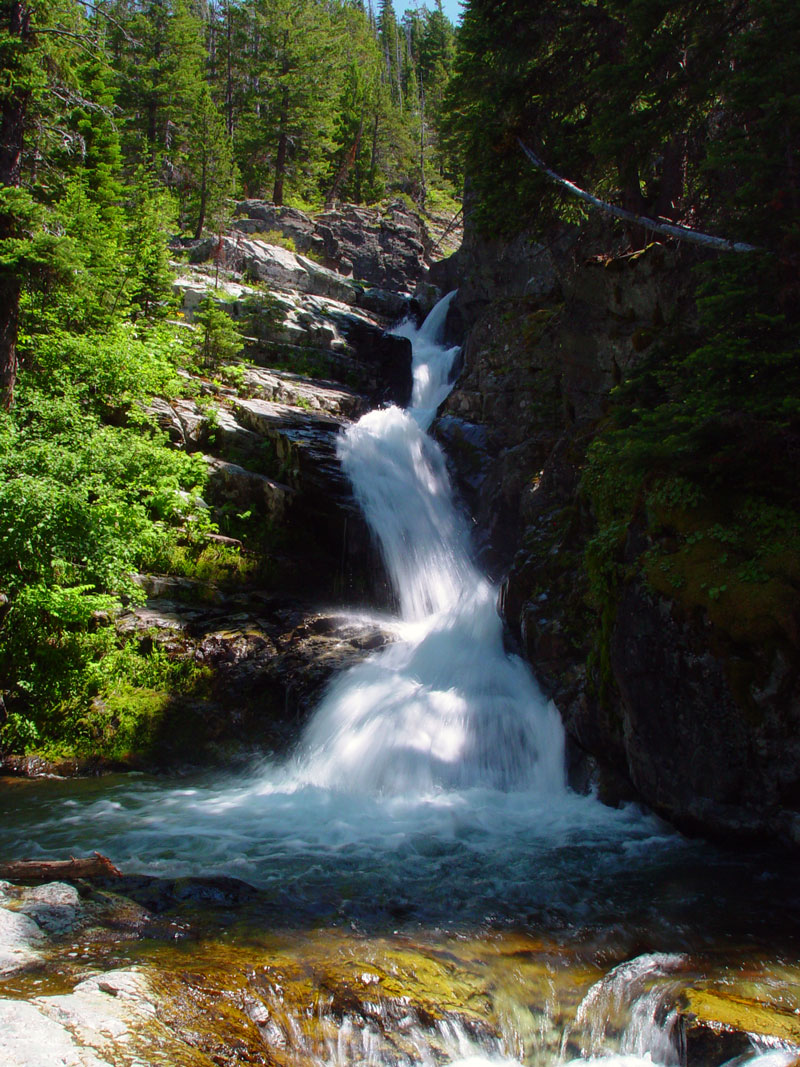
top-left (1, 294), bottom-right (799, 1067)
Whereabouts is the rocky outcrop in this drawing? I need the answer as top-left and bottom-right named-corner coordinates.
top-left (233, 199), bottom-right (432, 291)
top-left (110, 593), bottom-right (392, 763)
top-left (438, 215), bottom-right (800, 847)
top-left (173, 259), bottom-right (412, 406)
top-left (91, 234), bottom-right (413, 770)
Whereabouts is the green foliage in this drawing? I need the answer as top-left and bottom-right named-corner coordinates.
top-left (446, 0), bottom-right (798, 241)
top-left (125, 168), bottom-right (176, 319)
top-left (194, 296), bottom-right (243, 368)
top-left (0, 381), bottom-right (208, 595)
top-left (0, 309), bottom-right (216, 758)
top-left (27, 321), bottom-right (188, 405)
top-left (250, 230), bottom-right (298, 253)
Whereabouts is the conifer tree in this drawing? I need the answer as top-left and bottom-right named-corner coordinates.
top-left (0, 0), bottom-right (92, 406)
top-left (183, 82), bottom-right (236, 237)
top-left (235, 0), bottom-right (341, 205)
top-left (0, 0), bottom-right (36, 408)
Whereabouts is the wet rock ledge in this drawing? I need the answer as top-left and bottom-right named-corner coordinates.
top-left (1, 875), bottom-right (798, 1067)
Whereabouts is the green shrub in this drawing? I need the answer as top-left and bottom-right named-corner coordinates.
top-left (194, 296), bottom-right (243, 368)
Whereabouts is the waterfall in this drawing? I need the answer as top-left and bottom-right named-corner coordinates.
top-left (296, 292), bottom-right (567, 795)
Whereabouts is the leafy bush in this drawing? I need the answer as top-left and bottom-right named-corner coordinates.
top-left (0, 318), bottom-right (217, 759)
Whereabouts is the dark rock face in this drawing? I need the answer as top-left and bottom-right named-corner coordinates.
top-left (328, 312), bottom-right (413, 408)
top-left (439, 213), bottom-right (800, 848)
top-left (610, 577), bottom-right (800, 843)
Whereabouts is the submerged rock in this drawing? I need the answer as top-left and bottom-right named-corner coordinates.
top-left (110, 596), bottom-right (394, 764)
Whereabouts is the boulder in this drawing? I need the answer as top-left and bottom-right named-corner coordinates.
top-left (204, 455), bottom-right (295, 523)
top-left (0, 906), bottom-right (44, 976)
top-left (0, 968), bottom-right (200, 1067)
top-left (189, 234), bottom-right (361, 305)
top-left (242, 365), bottom-right (364, 419)
top-left (232, 200), bottom-right (325, 259)
top-left (113, 595), bottom-right (393, 760)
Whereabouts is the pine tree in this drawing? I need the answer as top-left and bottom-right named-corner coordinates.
top-left (185, 83), bottom-right (235, 236)
top-left (0, 0), bottom-right (36, 408)
top-left (235, 0), bottom-right (341, 206)
top-left (124, 166), bottom-right (175, 319)
top-left (378, 0), bottom-right (402, 107)
top-left (0, 0), bottom-right (92, 407)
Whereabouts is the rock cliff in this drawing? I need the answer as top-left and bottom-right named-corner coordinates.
top-left (434, 212), bottom-right (800, 848)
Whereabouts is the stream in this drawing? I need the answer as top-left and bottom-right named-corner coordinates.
top-left (1, 294), bottom-right (799, 1066)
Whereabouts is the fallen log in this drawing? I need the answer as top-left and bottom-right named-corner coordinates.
top-left (0, 851), bottom-right (122, 882)
top-left (517, 139), bottom-right (763, 254)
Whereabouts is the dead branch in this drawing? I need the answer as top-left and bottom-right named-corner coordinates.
top-left (79, 1), bottom-right (140, 45)
top-left (430, 207), bottom-right (464, 257)
top-left (0, 852), bottom-right (122, 882)
top-left (517, 139), bottom-right (762, 254)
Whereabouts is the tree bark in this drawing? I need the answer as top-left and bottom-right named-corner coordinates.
top-left (418, 83), bottom-right (426, 210)
top-left (195, 155), bottom-right (208, 239)
top-left (272, 38), bottom-right (290, 207)
top-left (272, 122), bottom-right (287, 206)
top-left (225, 0), bottom-right (233, 136)
top-left (0, 0), bottom-right (31, 411)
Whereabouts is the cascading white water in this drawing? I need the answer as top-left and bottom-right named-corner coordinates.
top-left (296, 292), bottom-right (567, 795)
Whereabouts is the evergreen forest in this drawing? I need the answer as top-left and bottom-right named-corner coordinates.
top-left (0, 0), bottom-right (458, 759)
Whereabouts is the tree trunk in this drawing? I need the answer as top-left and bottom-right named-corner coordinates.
top-left (370, 111), bottom-right (380, 185)
top-left (195, 155), bottom-right (208, 239)
top-left (0, 0), bottom-right (31, 411)
top-left (0, 853), bottom-right (122, 882)
top-left (273, 128), bottom-right (287, 206)
top-left (326, 118), bottom-right (363, 207)
top-left (272, 87), bottom-right (289, 206)
top-left (225, 0), bottom-right (233, 137)
top-left (653, 135), bottom-right (686, 222)
top-left (418, 82), bottom-right (426, 210)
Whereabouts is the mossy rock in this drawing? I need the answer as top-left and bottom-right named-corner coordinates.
top-left (682, 985), bottom-right (800, 1044)
top-left (645, 538), bottom-right (798, 647)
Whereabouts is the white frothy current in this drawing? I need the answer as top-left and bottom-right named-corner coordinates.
top-left (296, 291), bottom-right (566, 795)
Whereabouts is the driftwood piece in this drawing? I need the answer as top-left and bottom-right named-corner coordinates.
top-left (517, 139), bottom-right (762, 254)
top-left (0, 851), bottom-right (122, 882)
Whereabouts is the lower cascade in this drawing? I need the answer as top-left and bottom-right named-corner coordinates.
top-left (0, 295), bottom-right (798, 1067)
